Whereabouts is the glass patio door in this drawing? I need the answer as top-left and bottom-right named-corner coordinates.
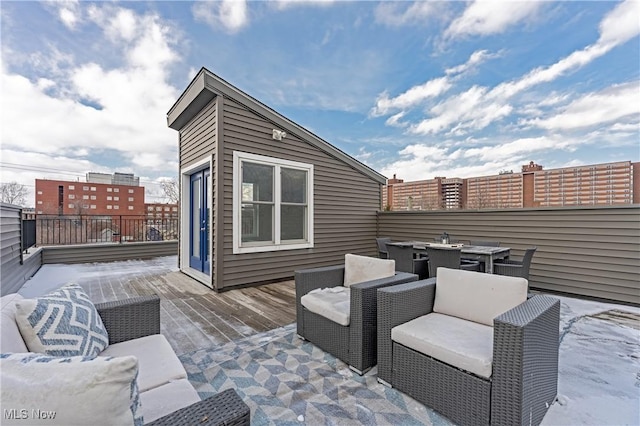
top-left (189, 169), bottom-right (210, 274)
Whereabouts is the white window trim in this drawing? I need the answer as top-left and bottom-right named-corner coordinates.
top-left (232, 151), bottom-right (314, 254)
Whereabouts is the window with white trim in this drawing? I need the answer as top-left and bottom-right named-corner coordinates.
top-left (233, 151), bottom-right (313, 254)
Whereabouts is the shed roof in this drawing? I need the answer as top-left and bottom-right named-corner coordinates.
top-left (167, 67), bottom-right (386, 185)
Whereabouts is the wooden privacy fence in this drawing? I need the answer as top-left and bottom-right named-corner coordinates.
top-left (377, 206), bottom-right (640, 305)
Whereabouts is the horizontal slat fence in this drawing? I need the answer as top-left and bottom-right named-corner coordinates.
top-left (377, 206), bottom-right (640, 305)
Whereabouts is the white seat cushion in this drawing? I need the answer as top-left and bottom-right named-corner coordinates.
top-left (1, 293), bottom-right (29, 353)
top-left (100, 334), bottom-right (187, 392)
top-left (343, 254), bottom-right (395, 287)
top-left (392, 312), bottom-right (494, 379)
top-left (433, 268), bottom-right (528, 326)
top-left (140, 379), bottom-right (201, 423)
top-left (300, 287), bottom-right (351, 326)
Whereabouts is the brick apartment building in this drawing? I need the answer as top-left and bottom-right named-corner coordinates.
top-left (384, 160), bottom-right (639, 210)
top-left (146, 203), bottom-right (179, 223)
top-left (35, 172), bottom-right (145, 216)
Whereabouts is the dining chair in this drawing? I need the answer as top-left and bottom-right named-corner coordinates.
top-left (376, 237), bottom-right (392, 259)
top-left (469, 240), bottom-right (500, 247)
top-left (426, 246), bottom-right (480, 277)
top-left (493, 247), bottom-right (537, 280)
top-left (386, 244), bottom-right (429, 279)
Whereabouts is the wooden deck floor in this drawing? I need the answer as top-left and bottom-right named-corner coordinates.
top-left (83, 269), bottom-right (296, 356)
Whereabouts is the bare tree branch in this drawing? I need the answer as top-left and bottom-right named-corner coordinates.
top-left (0, 181), bottom-right (28, 206)
top-left (159, 179), bottom-right (179, 204)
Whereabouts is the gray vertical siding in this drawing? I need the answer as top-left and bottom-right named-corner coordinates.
top-left (219, 98), bottom-right (380, 289)
top-left (179, 99), bottom-right (217, 169)
top-left (0, 203), bottom-right (42, 296)
top-left (377, 206), bottom-right (640, 304)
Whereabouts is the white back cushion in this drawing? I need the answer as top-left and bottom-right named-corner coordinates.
top-left (433, 268), bottom-right (528, 326)
top-left (1, 353), bottom-right (141, 425)
top-left (0, 293), bottom-right (29, 353)
top-left (392, 312), bottom-right (494, 379)
top-left (343, 254), bottom-right (395, 287)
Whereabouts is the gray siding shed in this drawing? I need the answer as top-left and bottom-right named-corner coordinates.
top-left (168, 68), bottom-right (384, 291)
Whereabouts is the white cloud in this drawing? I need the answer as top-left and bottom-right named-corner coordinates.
top-left (272, 0), bottom-right (336, 11)
top-left (597, 0), bottom-right (640, 48)
top-left (374, 1), bottom-right (444, 27)
top-left (525, 81), bottom-right (640, 131)
top-left (382, 0), bottom-right (640, 137)
top-left (48, 0), bottom-right (81, 30)
top-left (445, 49), bottom-right (499, 76)
top-left (1, 5), bottom-right (181, 179)
top-left (192, 0), bottom-right (249, 33)
top-left (445, 0), bottom-right (543, 39)
top-left (370, 77), bottom-right (451, 117)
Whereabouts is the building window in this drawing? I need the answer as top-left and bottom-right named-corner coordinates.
top-left (68, 194), bottom-right (75, 199)
top-left (164, 207), bottom-right (170, 211)
top-left (156, 206), bottom-right (162, 211)
top-left (114, 196), bottom-right (119, 201)
top-left (90, 205), bottom-right (96, 209)
top-left (68, 185), bottom-right (75, 190)
top-left (37, 210), bottom-right (42, 214)
top-left (107, 196), bottom-right (112, 201)
top-left (68, 204), bottom-right (74, 208)
top-left (128, 189), bottom-right (134, 193)
top-left (83, 195), bottom-right (89, 200)
top-left (83, 186), bottom-right (89, 191)
top-left (148, 206), bottom-right (154, 211)
top-left (128, 206), bottom-right (134, 210)
top-left (172, 207), bottom-right (178, 212)
top-left (90, 195), bottom-right (96, 200)
top-left (91, 187), bottom-right (96, 191)
top-left (37, 191), bottom-right (42, 195)
top-left (82, 204), bottom-right (89, 209)
top-left (37, 200), bottom-right (42, 205)
top-left (107, 188), bottom-right (113, 192)
top-left (114, 188), bottom-right (119, 192)
top-left (114, 205), bottom-right (120, 209)
top-left (107, 205), bottom-right (113, 210)
top-left (128, 197), bottom-right (134, 202)
top-left (232, 151), bottom-right (313, 254)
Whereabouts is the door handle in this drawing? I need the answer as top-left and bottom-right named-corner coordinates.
top-left (200, 227), bottom-right (206, 231)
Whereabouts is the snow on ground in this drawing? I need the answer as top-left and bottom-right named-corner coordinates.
top-left (17, 258), bottom-right (640, 425)
top-left (18, 255), bottom-right (178, 298)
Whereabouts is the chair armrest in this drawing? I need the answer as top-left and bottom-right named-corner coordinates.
top-left (376, 279), bottom-right (436, 384)
top-left (492, 295), bottom-right (560, 425)
top-left (147, 388), bottom-right (250, 426)
top-left (96, 295), bottom-right (160, 344)
top-left (295, 265), bottom-right (345, 337)
top-left (494, 259), bottom-right (521, 266)
top-left (348, 272), bottom-right (418, 371)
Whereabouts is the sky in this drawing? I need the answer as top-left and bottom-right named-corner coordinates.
top-left (1, 0), bottom-right (639, 207)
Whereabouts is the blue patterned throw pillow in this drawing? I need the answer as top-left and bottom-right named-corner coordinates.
top-left (15, 283), bottom-right (109, 357)
top-left (0, 353), bottom-right (143, 426)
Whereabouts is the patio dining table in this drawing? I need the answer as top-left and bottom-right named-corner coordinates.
top-left (389, 241), bottom-right (510, 274)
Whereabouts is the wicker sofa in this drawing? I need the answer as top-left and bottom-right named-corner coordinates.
top-left (377, 268), bottom-right (560, 426)
top-left (296, 254), bottom-right (418, 374)
top-left (1, 292), bottom-right (250, 426)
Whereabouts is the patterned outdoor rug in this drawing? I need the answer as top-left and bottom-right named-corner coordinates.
top-left (179, 324), bottom-right (450, 425)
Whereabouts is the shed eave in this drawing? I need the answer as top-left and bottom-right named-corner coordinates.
top-left (167, 67), bottom-right (387, 185)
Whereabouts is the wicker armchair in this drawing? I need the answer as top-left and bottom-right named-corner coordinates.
top-left (377, 273), bottom-right (560, 426)
top-left (295, 262), bottom-right (417, 374)
top-left (387, 243), bottom-right (429, 279)
top-left (493, 247), bottom-right (537, 279)
top-left (376, 237), bottom-right (392, 259)
top-left (426, 246), bottom-right (480, 277)
top-left (96, 296), bottom-right (251, 426)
